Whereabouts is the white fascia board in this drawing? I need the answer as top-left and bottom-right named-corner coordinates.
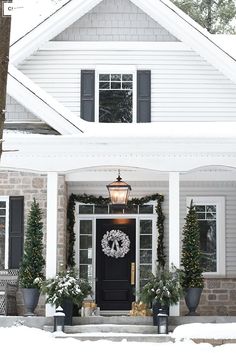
top-left (7, 65), bottom-right (87, 134)
top-left (131, 0), bottom-right (236, 84)
top-left (10, 0), bottom-right (103, 65)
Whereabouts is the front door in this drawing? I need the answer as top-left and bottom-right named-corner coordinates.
top-left (96, 218), bottom-right (136, 310)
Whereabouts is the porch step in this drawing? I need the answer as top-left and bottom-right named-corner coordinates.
top-left (53, 332), bottom-right (174, 343)
top-left (44, 323), bottom-right (170, 334)
top-left (72, 316), bottom-right (153, 326)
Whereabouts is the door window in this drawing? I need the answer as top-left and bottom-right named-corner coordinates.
top-left (79, 219), bottom-right (93, 282)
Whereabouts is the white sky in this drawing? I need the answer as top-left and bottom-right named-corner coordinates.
top-left (1, 325), bottom-right (236, 353)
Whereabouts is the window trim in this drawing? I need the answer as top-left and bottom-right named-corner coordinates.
top-left (186, 197), bottom-right (225, 276)
top-left (95, 66), bottom-right (137, 123)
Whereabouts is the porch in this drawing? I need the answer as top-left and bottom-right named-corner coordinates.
top-left (1, 129), bottom-right (236, 316)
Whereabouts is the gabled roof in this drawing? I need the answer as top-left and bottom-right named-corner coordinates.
top-left (8, 0), bottom-right (236, 136)
top-left (10, 0), bottom-right (236, 83)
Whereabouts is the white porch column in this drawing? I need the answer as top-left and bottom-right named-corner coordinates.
top-left (45, 172), bottom-right (58, 317)
top-left (169, 172), bottom-right (180, 316)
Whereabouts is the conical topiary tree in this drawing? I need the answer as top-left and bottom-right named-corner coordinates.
top-left (19, 198), bottom-right (45, 288)
top-left (181, 200), bottom-right (204, 289)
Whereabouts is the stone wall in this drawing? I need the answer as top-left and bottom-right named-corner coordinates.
top-left (0, 171), bottom-right (68, 316)
top-left (180, 278), bottom-right (236, 316)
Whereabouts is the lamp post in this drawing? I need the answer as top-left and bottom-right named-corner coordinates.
top-left (157, 311), bottom-right (168, 334)
top-left (107, 170), bottom-right (131, 206)
top-left (53, 306), bottom-right (65, 332)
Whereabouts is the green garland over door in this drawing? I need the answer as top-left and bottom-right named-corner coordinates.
top-left (67, 193), bottom-right (165, 269)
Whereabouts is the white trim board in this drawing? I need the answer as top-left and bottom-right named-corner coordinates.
top-left (7, 65), bottom-right (85, 134)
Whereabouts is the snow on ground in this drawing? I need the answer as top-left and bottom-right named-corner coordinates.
top-left (173, 323), bottom-right (236, 340)
top-left (1, 325), bottom-right (236, 353)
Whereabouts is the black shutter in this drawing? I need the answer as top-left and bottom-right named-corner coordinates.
top-left (81, 70), bottom-right (95, 122)
top-left (137, 70), bottom-right (151, 123)
top-left (9, 196), bottom-right (24, 269)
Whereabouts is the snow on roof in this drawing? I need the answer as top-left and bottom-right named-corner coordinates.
top-left (10, 0), bottom-right (70, 45)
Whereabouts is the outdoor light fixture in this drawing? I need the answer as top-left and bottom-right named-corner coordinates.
top-left (107, 170), bottom-right (131, 206)
top-left (157, 310), bottom-right (168, 334)
top-left (53, 306), bottom-right (65, 332)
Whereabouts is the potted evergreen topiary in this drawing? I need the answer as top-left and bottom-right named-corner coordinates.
top-left (139, 265), bottom-right (182, 324)
top-left (181, 199), bottom-right (204, 315)
top-left (39, 269), bottom-right (92, 325)
top-left (19, 198), bottom-right (45, 316)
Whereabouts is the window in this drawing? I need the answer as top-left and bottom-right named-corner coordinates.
top-left (187, 197), bottom-right (225, 275)
top-left (81, 69), bottom-right (151, 123)
top-left (0, 197), bottom-right (9, 270)
top-left (78, 203), bottom-right (154, 215)
top-left (99, 73), bottom-right (133, 123)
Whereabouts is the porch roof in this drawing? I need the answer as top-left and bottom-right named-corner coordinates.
top-left (2, 122), bottom-right (236, 173)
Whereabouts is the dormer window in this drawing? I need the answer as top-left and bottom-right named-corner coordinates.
top-left (99, 74), bottom-right (133, 123)
top-left (81, 69), bottom-right (151, 123)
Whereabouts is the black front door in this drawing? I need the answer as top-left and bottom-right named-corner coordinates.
top-left (96, 219), bottom-right (136, 310)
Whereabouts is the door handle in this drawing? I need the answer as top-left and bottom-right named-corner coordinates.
top-left (131, 262), bottom-right (135, 285)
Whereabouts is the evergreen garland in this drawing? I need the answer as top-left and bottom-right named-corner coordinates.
top-left (181, 200), bottom-right (204, 289)
top-left (67, 193), bottom-right (165, 269)
top-left (19, 198), bottom-right (45, 288)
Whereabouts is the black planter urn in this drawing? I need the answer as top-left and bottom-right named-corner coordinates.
top-left (21, 288), bottom-right (40, 316)
top-left (185, 287), bottom-right (203, 316)
top-left (62, 298), bottom-right (73, 325)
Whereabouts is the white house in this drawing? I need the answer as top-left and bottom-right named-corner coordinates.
top-left (1, 0), bottom-right (236, 316)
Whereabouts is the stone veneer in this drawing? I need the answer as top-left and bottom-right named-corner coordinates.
top-left (180, 278), bottom-right (236, 316)
top-left (0, 171), bottom-right (67, 316)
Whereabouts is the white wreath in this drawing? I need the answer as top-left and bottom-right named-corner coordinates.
top-left (101, 229), bottom-right (130, 258)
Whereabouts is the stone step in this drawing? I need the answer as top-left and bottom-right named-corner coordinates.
top-left (54, 332), bottom-right (174, 343)
top-left (72, 316), bottom-right (153, 326)
top-left (44, 324), bottom-right (173, 334)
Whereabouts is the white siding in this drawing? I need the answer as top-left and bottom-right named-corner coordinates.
top-left (53, 0), bottom-right (177, 42)
top-left (180, 181), bottom-right (236, 276)
top-left (19, 45), bottom-right (236, 122)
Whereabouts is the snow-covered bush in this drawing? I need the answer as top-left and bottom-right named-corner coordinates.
top-left (38, 269), bottom-right (92, 307)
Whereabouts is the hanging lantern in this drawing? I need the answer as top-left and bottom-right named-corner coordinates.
top-left (107, 170), bottom-right (131, 206)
